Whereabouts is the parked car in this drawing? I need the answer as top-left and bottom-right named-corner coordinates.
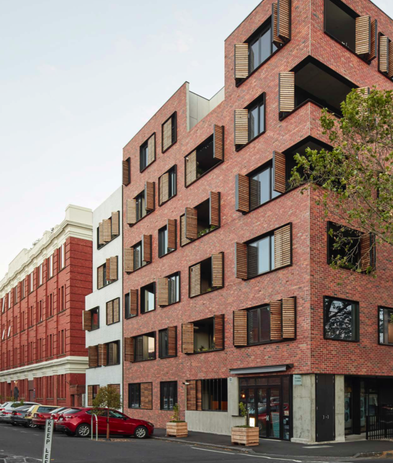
top-left (24, 404), bottom-right (43, 428)
top-left (31, 405), bottom-right (59, 428)
top-left (10, 405), bottom-right (36, 426)
top-left (0, 402), bottom-right (38, 423)
top-left (50, 407), bottom-right (71, 432)
top-left (54, 408), bottom-right (82, 432)
top-left (57, 407), bottom-right (154, 438)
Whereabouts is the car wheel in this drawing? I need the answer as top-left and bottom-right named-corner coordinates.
top-left (29, 423), bottom-right (37, 428)
top-left (76, 423), bottom-right (91, 438)
top-left (134, 426), bottom-right (148, 439)
top-left (11, 422), bottom-right (17, 426)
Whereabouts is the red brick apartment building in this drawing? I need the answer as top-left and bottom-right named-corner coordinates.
top-left (0, 205), bottom-right (92, 407)
top-left (120, 0), bottom-right (393, 442)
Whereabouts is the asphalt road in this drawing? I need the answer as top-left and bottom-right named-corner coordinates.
top-left (0, 423), bottom-right (389, 463)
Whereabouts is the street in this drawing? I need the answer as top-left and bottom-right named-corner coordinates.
top-left (0, 423), bottom-right (390, 463)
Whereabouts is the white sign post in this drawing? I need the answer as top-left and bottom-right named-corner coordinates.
top-left (42, 419), bottom-right (54, 463)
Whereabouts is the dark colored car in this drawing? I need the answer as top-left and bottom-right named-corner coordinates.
top-left (57, 407), bottom-right (154, 438)
top-left (9, 405), bottom-right (34, 426)
top-left (32, 405), bottom-right (59, 428)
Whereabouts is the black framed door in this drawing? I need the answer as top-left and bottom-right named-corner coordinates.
top-left (246, 386), bottom-right (282, 439)
top-left (316, 374), bottom-right (335, 442)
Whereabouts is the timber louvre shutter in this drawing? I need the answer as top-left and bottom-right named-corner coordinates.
top-left (234, 43), bottom-right (249, 80)
top-left (273, 151), bottom-right (287, 194)
top-left (212, 253), bottom-right (223, 288)
top-left (168, 326), bottom-right (177, 357)
top-left (83, 311), bottom-right (92, 331)
top-left (97, 266), bottom-right (104, 289)
top-left (189, 264), bottom-right (201, 297)
top-left (160, 172), bottom-right (169, 205)
top-left (141, 383), bottom-right (152, 409)
top-left (142, 235), bottom-right (152, 263)
top-left (147, 134), bottom-right (155, 166)
top-left (185, 150), bottom-right (197, 186)
top-left (111, 211), bottom-right (120, 236)
top-left (277, 0), bottom-right (291, 41)
top-left (379, 35), bottom-right (390, 73)
top-left (98, 344), bottom-right (107, 366)
top-left (209, 192), bottom-right (220, 228)
top-left (182, 323), bottom-right (194, 354)
top-left (106, 300), bottom-right (114, 325)
top-left (180, 216), bottom-right (191, 246)
top-left (355, 16), bottom-right (371, 56)
top-left (185, 207), bottom-right (197, 240)
top-left (88, 346), bottom-right (98, 368)
top-left (124, 337), bottom-right (134, 362)
top-left (279, 72), bottom-right (295, 113)
top-left (98, 222), bottom-right (104, 246)
top-left (213, 125), bottom-right (224, 160)
top-left (124, 248), bottom-right (134, 273)
top-left (282, 297), bottom-right (296, 339)
top-left (272, 3), bottom-right (284, 46)
top-left (103, 219), bottom-right (111, 242)
top-left (113, 298), bottom-right (120, 323)
top-left (126, 199), bottom-right (137, 225)
top-left (360, 233), bottom-right (373, 271)
top-left (145, 182), bottom-right (155, 212)
top-left (274, 224), bottom-right (292, 269)
top-left (122, 158), bottom-right (130, 186)
top-left (167, 219), bottom-right (176, 251)
top-left (214, 314), bottom-right (224, 350)
top-left (130, 289), bottom-right (138, 317)
top-left (235, 242), bottom-right (248, 280)
top-left (235, 174), bottom-right (250, 213)
top-left (270, 300), bottom-right (282, 341)
top-left (234, 109), bottom-right (248, 147)
top-left (187, 380), bottom-right (196, 410)
top-left (157, 277), bottom-right (169, 306)
top-left (233, 311), bottom-right (248, 346)
top-left (108, 256), bottom-right (118, 281)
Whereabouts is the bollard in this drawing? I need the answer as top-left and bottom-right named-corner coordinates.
top-left (42, 419), bottom-right (54, 463)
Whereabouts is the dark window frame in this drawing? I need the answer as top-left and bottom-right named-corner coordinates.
top-left (236, 93), bottom-right (266, 152)
top-left (323, 296), bottom-right (360, 342)
top-left (378, 306), bottom-right (393, 346)
top-left (167, 271), bottom-right (181, 306)
top-left (139, 133), bottom-right (156, 173)
top-left (140, 282), bottom-right (156, 315)
top-left (188, 253), bottom-right (225, 299)
top-left (161, 112), bottom-right (177, 153)
top-left (158, 328), bottom-right (177, 359)
top-left (97, 211), bottom-right (121, 250)
top-left (128, 383), bottom-right (141, 409)
top-left (106, 341), bottom-right (121, 366)
top-left (247, 304), bottom-right (271, 346)
top-left (158, 165), bottom-right (177, 206)
top-left (91, 307), bottom-right (100, 331)
top-left (97, 263), bottom-right (114, 290)
top-left (160, 381), bottom-right (177, 410)
top-left (134, 332), bottom-right (156, 362)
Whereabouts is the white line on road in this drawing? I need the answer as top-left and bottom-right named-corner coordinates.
top-left (191, 447), bottom-right (236, 455)
top-left (191, 447), bottom-right (303, 462)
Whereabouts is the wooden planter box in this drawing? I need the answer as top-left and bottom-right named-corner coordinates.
top-left (166, 421), bottom-right (188, 438)
top-left (231, 426), bottom-right (259, 446)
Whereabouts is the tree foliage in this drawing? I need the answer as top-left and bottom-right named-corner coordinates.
top-left (92, 385), bottom-right (122, 440)
top-left (290, 88), bottom-right (393, 270)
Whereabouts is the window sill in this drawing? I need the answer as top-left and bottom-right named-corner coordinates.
top-left (158, 249), bottom-right (176, 259)
top-left (185, 348), bottom-right (224, 355)
top-left (140, 158), bottom-right (156, 174)
top-left (189, 286), bottom-right (223, 299)
top-left (106, 320), bottom-right (120, 326)
top-left (126, 261), bottom-right (150, 275)
top-left (323, 337), bottom-right (359, 343)
top-left (159, 192), bottom-right (176, 207)
top-left (97, 234), bottom-right (120, 251)
top-left (158, 355), bottom-right (177, 360)
top-left (378, 342), bottom-right (393, 347)
top-left (134, 358), bottom-right (156, 363)
top-left (162, 139), bottom-right (177, 154)
top-left (235, 338), bottom-right (296, 348)
top-left (185, 161), bottom-right (223, 189)
top-left (242, 262), bottom-right (292, 282)
top-left (125, 314), bottom-right (138, 320)
top-left (235, 130), bottom-right (266, 152)
top-left (140, 308), bottom-right (156, 315)
top-left (128, 210), bottom-right (153, 228)
top-left (181, 225), bottom-right (220, 248)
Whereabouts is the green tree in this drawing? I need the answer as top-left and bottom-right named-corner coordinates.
top-left (92, 385), bottom-right (122, 440)
top-left (290, 88), bottom-right (393, 271)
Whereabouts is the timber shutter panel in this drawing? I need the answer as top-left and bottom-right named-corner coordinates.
top-left (83, 311), bottom-right (92, 331)
top-left (88, 386), bottom-right (93, 406)
top-left (282, 297), bottom-right (296, 339)
top-left (160, 172), bottom-right (169, 204)
top-left (279, 72), bottom-right (295, 113)
top-left (106, 258), bottom-right (111, 280)
top-left (124, 248), bottom-right (134, 273)
top-left (124, 337), bottom-right (134, 362)
top-left (141, 383), bottom-right (152, 409)
top-left (103, 219), bottom-right (111, 242)
top-left (106, 300), bottom-right (114, 325)
top-left (182, 323), bottom-right (194, 353)
top-left (272, 3), bottom-right (284, 46)
top-left (142, 235), bottom-right (152, 263)
top-left (186, 150), bottom-right (197, 186)
top-left (368, 20), bottom-right (378, 61)
top-left (168, 326), bottom-right (177, 357)
top-left (111, 211), bottom-right (120, 236)
top-left (196, 381), bottom-right (202, 411)
top-left (88, 346), bottom-right (98, 368)
top-left (98, 222), bottom-right (104, 246)
top-left (113, 298), bottom-right (120, 323)
top-left (379, 36), bottom-right (390, 73)
top-left (167, 219), bottom-right (176, 250)
top-left (273, 151), bottom-right (287, 194)
top-left (162, 118), bottom-right (172, 152)
top-left (187, 380), bottom-right (197, 410)
top-left (270, 300), bottom-right (283, 341)
top-left (234, 43), bottom-right (248, 79)
top-left (109, 256), bottom-right (118, 281)
top-left (233, 311), bottom-right (248, 346)
top-left (130, 289), bottom-right (138, 317)
top-left (235, 109), bottom-right (248, 146)
top-left (209, 192), bottom-right (220, 227)
top-left (145, 182), bottom-right (155, 212)
top-left (97, 266), bottom-right (104, 289)
top-left (274, 224), bottom-right (292, 269)
top-left (157, 277), bottom-right (169, 306)
top-left (277, 0), bottom-right (291, 41)
top-left (98, 344), bottom-right (107, 366)
top-left (360, 233), bottom-right (372, 271)
top-left (213, 125), bottom-right (224, 160)
top-left (126, 199), bottom-right (137, 225)
top-left (185, 207), bottom-right (197, 240)
top-left (214, 314), bottom-right (224, 350)
top-left (212, 253), bottom-right (223, 288)
top-left (235, 242), bottom-right (248, 280)
top-left (356, 16), bottom-right (371, 56)
top-left (180, 216), bottom-right (191, 246)
top-left (235, 174), bottom-right (250, 213)
top-left (190, 264), bottom-right (201, 297)
top-left (390, 42), bottom-right (393, 78)
top-left (147, 134), bottom-right (155, 166)
top-left (122, 159), bottom-right (130, 186)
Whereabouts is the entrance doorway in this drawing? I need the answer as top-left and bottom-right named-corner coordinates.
top-left (239, 376), bottom-right (291, 440)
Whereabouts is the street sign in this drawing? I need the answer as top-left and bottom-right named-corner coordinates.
top-left (293, 375), bottom-right (302, 386)
top-left (42, 419), bottom-right (54, 463)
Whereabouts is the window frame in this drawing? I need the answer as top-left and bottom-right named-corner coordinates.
top-left (106, 341), bottom-right (120, 366)
top-left (323, 296), bottom-right (360, 342)
top-left (128, 383), bottom-right (141, 409)
top-left (378, 306), bottom-right (393, 346)
top-left (247, 304), bottom-right (271, 346)
top-left (139, 133), bottom-right (156, 173)
top-left (134, 332), bottom-right (156, 362)
top-left (167, 271), bottom-right (181, 306)
top-left (97, 263), bottom-right (113, 290)
top-left (160, 381), bottom-right (177, 410)
top-left (158, 328), bottom-right (177, 359)
top-left (188, 254), bottom-right (224, 299)
top-left (158, 165), bottom-right (177, 206)
top-left (161, 112), bottom-right (177, 153)
top-left (140, 282), bottom-right (156, 315)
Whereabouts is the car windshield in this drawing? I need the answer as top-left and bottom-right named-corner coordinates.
top-left (37, 406), bottom-right (57, 413)
top-left (63, 408), bottom-right (81, 415)
top-left (51, 407), bottom-right (66, 414)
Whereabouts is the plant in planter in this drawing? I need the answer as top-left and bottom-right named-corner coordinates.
top-left (231, 402), bottom-right (259, 447)
top-left (166, 403), bottom-right (188, 437)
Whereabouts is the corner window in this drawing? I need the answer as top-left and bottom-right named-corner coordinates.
top-left (379, 307), bottom-right (393, 346)
top-left (134, 332), bottom-right (156, 362)
top-left (160, 381), bottom-right (177, 410)
top-left (324, 297), bottom-right (359, 341)
top-left (128, 383), bottom-right (141, 409)
top-left (140, 283), bottom-right (155, 314)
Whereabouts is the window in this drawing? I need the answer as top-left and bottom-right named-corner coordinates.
top-left (248, 97), bottom-right (265, 141)
top-left (248, 305), bottom-right (271, 344)
top-left (140, 141), bottom-right (149, 171)
top-left (248, 234), bottom-right (275, 277)
top-left (185, 126), bottom-right (224, 187)
top-left (196, 379), bottom-right (228, 411)
top-left (1, 297), bottom-right (4, 313)
top-left (168, 272), bottom-right (180, 305)
top-left (21, 280), bottom-right (25, 299)
top-left (159, 166), bottom-right (177, 206)
top-left (379, 307), bottom-right (393, 346)
top-left (160, 381), bottom-right (177, 410)
top-left (123, 157), bottom-right (131, 186)
top-left (128, 383), bottom-right (141, 409)
top-left (135, 191), bottom-right (147, 222)
top-left (97, 260), bottom-right (117, 289)
top-left (91, 307), bottom-right (99, 331)
top-left (29, 273), bottom-right (34, 293)
top-left (134, 332), bottom-right (156, 362)
top-left (189, 254), bottom-right (223, 298)
top-left (126, 183), bottom-right (155, 226)
top-left (158, 225), bottom-right (176, 257)
top-left (234, 94), bottom-right (266, 149)
top-left (106, 298), bottom-right (120, 325)
top-left (107, 341), bottom-right (120, 365)
top-left (249, 19), bottom-right (278, 73)
top-left (324, 297), bottom-right (359, 341)
top-left (182, 315), bottom-right (224, 354)
top-left (48, 255), bottom-right (53, 279)
top-left (162, 112), bottom-right (177, 152)
top-left (325, 0), bottom-right (356, 51)
top-left (13, 287), bottom-right (17, 305)
top-left (59, 243), bottom-right (66, 270)
top-left (38, 264), bottom-right (43, 286)
top-left (97, 212), bottom-right (120, 249)
top-left (140, 134), bottom-right (155, 172)
top-left (140, 283), bottom-right (155, 314)
top-left (158, 327), bottom-right (177, 359)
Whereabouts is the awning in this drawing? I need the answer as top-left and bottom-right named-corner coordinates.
top-left (229, 364), bottom-right (293, 375)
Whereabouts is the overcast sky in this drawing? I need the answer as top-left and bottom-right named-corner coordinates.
top-left (1, 0), bottom-right (392, 279)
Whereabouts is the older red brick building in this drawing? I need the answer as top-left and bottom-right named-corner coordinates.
top-left (0, 205), bottom-right (92, 407)
top-left (121, 0), bottom-right (393, 442)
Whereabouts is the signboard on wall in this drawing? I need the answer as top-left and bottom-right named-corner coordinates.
top-left (293, 375), bottom-right (302, 386)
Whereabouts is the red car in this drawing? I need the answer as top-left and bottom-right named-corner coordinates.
top-left (32, 405), bottom-right (59, 428)
top-left (56, 407), bottom-right (154, 438)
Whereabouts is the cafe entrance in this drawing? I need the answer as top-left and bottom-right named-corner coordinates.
top-left (239, 376), bottom-right (291, 440)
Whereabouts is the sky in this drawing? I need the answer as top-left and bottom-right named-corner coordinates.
top-left (1, 0), bottom-right (392, 279)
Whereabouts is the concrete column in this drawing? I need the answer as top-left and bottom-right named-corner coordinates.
top-left (292, 374), bottom-right (316, 443)
top-left (228, 377), bottom-right (240, 416)
top-left (335, 375), bottom-right (345, 442)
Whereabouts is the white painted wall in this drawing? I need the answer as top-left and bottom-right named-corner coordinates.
top-left (187, 85), bottom-right (225, 130)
